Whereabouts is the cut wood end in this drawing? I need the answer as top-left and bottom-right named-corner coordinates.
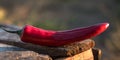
top-left (62, 39), bottom-right (95, 56)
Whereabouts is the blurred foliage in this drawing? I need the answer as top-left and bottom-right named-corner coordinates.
top-left (32, 19), bottom-right (67, 30)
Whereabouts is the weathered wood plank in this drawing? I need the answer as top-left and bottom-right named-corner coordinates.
top-left (0, 39), bottom-right (95, 58)
top-left (0, 48), bottom-right (101, 60)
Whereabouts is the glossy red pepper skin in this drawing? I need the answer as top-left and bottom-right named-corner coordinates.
top-left (21, 23), bottom-right (109, 47)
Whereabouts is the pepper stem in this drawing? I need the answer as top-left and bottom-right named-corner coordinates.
top-left (2, 28), bottom-right (22, 36)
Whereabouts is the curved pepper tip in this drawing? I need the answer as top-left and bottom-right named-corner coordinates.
top-left (97, 22), bottom-right (109, 32)
top-left (100, 22), bottom-right (109, 29)
top-left (96, 22), bottom-right (109, 29)
top-left (104, 23), bottom-right (109, 28)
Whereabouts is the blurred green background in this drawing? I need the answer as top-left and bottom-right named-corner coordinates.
top-left (0, 0), bottom-right (120, 60)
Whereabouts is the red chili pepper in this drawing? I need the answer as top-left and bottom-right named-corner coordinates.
top-left (2, 23), bottom-right (109, 47)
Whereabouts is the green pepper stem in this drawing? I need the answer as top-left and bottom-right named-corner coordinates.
top-left (1, 27), bottom-right (22, 36)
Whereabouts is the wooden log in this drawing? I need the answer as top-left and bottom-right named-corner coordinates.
top-left (0, 48), bottom-right (101, 60)
top-left (0, 39), bottom-right (95, 58)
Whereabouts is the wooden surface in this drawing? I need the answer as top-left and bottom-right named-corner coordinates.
top-left (0, 48), bottom-right (101, 60)
top-left (0, 48), bottom-right (95, 60)
top-left (0, 39), bottom-right (95, 58)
